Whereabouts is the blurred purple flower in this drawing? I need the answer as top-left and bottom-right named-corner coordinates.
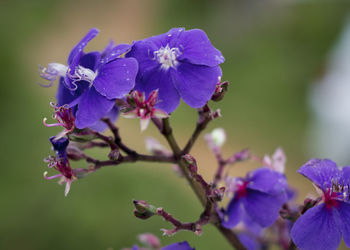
top-left (222, 168), bottom-right (288, 228)
top-left (40, 28), bottom-right (138, 130)
top-left (263, 147), bottom-right (286, 173)
top-left (291, 159), bottom-right (350, 250)
top-left (126, 28), bottom-right (224, 113)
top-left (162, 241), bottom-right (194, 250)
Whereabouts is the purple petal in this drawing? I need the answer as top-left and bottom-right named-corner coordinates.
top-left (298, 159), bottom-right (342, 189)
top-left (222, 197), bottom-right (243, 229)
top-left (126, 41), bottom-right (159, 74)
top-left (144, 28), bottom-right (185, 48)
top-left (173, 62), bottom-right (221, 108)
top-left (337, 201), bottom-right (350, 248)
top-left (79, 51), bottom-right (100, 71)
top-left (89, 106), bottom-right (119, 132)
top-left (67, 28), bottom-right (99, 65)
top-left (57, 77), bottom-right (76, 106)
top-left (291, 203), bottom-right (342, 250)
top-left (102, 43), bottom-right (133, 64)
top-left (100, 39), bottom-right (114, 59)
top-left (243, 190), bottom-right (286, 227)
top-left (238, 233), bottom-right (259, 250)
top-left (247, 167), bottom-right (288, 195)
top-left (161, 241), bottom-right (194, 250)
top-left (341, 166), bottom-right (350, 181)
top-left (49, 136), bottom-right (69, 159)
top-left (134, 67), bottom-right (180, 113)
top-left (242, 211), bottom-right (263, 235)
top-left (94, 58), bottom-right (138, 99)
top-left (75, 87), bottom-right (115, 129)
top-left (65, 52), bottom-right (100, 91)
top-left (177, 29), bottom-right (224, 67)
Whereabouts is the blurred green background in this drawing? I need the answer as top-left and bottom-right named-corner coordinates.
top-left (1, 0), bottom-right (350, 249)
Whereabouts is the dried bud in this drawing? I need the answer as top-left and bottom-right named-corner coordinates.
top-left (211, 80), bottom-right (229, 102)
top-left (108, 149), bottom-right (120, 160)
top-left (209, 186), bottom-right (225, 202)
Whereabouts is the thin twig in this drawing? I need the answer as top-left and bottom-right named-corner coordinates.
top-left (102, 118), bottom-right (137, 155)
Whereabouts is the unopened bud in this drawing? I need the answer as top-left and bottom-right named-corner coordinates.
top-left (67, 145), bottom-right (85, 161)
top-left (68, 130), bottom-right (97, 142)
top-left (234, 148), bottom-right (250, 161)
top-left (138, 233), bottom-right (161, 248)
top-left (211, 81), bottom-right (229, 102)
top-left (210, 128), bottom-right (226, 147)
top-left (133, 200), bottom-right (156, 220)
top-left (182, 154), bottom-right (198, 176)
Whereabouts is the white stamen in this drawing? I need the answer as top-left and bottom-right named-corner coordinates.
top-left (69, 65), bottom-right (97, 87)
top-left (39, 63), bottom-right (68, 87)
top-left (153, 44), bottom-right (181, 70)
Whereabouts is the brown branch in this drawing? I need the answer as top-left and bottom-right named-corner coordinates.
top-left (157, 117), bottom-right (246, 250)
top-left (102, 118), bottom-right (137, 155)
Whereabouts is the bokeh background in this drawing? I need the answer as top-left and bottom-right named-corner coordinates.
top-left (1, 0), bottom-right (350, 249)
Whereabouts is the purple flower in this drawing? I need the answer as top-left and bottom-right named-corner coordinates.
top-left (126, 28), bottom-right (224, 113)
top-left (44, 136), bottom-right (76, 196)
top-left (40, 28), bottom-right (138, 130)
top-left (162, 241), bottom-right (194, 250)
top-left (129, 240), bottom-right (194, 250)
top-left (222, 168), bottom-right (288, 228)
top-left (291, 159), bottom-right (350, 250)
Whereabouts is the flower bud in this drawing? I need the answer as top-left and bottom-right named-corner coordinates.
top-left (133, 200), bottom-right (157, 220)
top-left (182, 154), bottom-right (198, 176)
top-left (211, 81), bottom-right (229, 102)
top-left (66, 145), bottom-right (85, 161)
top-left (108, 149), bottom-right (120, 160)
top-left (210, 128), bottom-right (226, 147)
top-left (68, 130), bottom-right (97, 142)
top-left (138, 233), bottom-right (161, 248)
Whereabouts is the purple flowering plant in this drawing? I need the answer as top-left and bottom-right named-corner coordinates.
top-left (39, 28), bottom-right (350, 250)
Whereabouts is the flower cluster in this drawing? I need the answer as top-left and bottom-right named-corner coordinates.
top-left (38, 27), bottom-right (349, 250)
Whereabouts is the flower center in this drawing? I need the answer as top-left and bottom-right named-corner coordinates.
top-left (236, 181), bottom-right (249, 198)
top-left (68, 65), bottom-right (97, 89)
top-left (154, 44), bottom-right (181, 70)
top-left (323, 179), bottom-right (350, 209)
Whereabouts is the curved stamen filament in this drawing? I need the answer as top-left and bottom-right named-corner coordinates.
top-left (43, 118), bottom-right (64, 127)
